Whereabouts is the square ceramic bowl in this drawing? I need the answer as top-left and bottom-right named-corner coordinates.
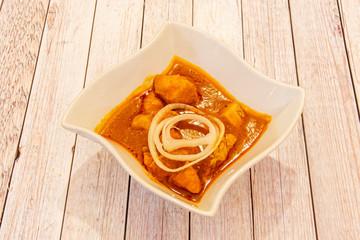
top-left (62, 22), bottom-right (304, 216)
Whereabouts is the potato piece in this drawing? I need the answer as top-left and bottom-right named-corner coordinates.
top-left (143, 92), bottom-right (164, 114)
top-left (143, 152), bottom-right (169, 181)
top-left (220, 102), bottom-right (245, 127)
top-left (131, 114), bottom-right (153, 130)
top-left (154, 74), bottom-right (198, 105)
top-left (169, 166), bottom-right (202, 194)
top-left (210, 133), bottom-right (237, 165)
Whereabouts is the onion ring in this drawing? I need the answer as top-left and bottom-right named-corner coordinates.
top-left (148, 103), bottom-right (224, 172)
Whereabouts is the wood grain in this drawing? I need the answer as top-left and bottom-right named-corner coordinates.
top-left (338, 0), bottom-right (360, 109)
top-left (125, 1), bottom-right (192, 239)
top-left (0, 0), bottom-right (359, 238)
top-left (191, 1), bottom-right (253, 239)
top-left (242, 0), bottom-right (317, 239)
top-left (0, 0), bottom-right (96, 238)
top-left (0, 0), bottom-right (49, 219)
top-left (140, 0), bottom-right (192, 47)
top-left (126, 183), bottom-right (190, 240)
top-left (289, 0), bottom-right (360, 238)
top-left (61, 0), bottom-right (144, 239)
top-left (60, 138), bottom-right (130, 240)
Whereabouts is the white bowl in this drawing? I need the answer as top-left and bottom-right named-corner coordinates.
top-left (62, 22), bottom-right (305, 216)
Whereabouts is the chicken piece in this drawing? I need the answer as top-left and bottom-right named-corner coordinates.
top-left (143, 92), bottom-right (164, 114)
top-left (169, 166), bottom-right (202, 194)
top-left (131, 114), bottom-right (153, 130)
top-left (210, 133), bottom-right (237, 166)
top-left (154, 74), bottom-right (198, 105)
top-left (143, 152), bottom-right (169, 181)
top-left (220, 102), bottom-right (245, 127)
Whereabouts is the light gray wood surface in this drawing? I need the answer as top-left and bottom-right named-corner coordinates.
top-left (289, 0), bottom-right (360, 238)
top-left (61, 0), bottom-right (143, 238)
top-left (242, 0), bottom-right (316, 239)
top-left (338, 0), bottom-right (360, 109)
top-left (0, 0), bottom-right (360, 239)
top-left (0, 0), bottom-right (50, 218)
top-left (0, 0), bottom-right (96, 238)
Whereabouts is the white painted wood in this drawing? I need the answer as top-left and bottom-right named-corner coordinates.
top-left (141, 0), bottom-right (192, 47)
top-left (0, 0), bottom-right (49, 217)
top-left (242, 0), bottom-right (317, 239)
top-left (61, 137), bottom-right (130, 240)
top-left (290, 0), bottom-right (360, 238)
top-left (61, 0), bottom-right (144, 239)
top-left (338, 0), bottom-right (360, 109)
top-left (191, 1), bottom-right (253, 239)
top-left (126, 182), bottom-right (190, 240)
top-left (1, 0), bottom-right (359, 238)
top-left (125, 1), bottom-right (192, 239)
top-left (0, 0), bottom-right (96, 238)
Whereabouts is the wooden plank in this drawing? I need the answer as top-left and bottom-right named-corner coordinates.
top-left (0, 0), bottom-right (97, 238)
top-left (289, 0), bottom-right (360, 238)
top-left (126, 183), bottom-right (190, 240)
top-left (61, 0), bottom-right (144, 239)
top-left (0, 0), bottom-right (49, 219)
top-left (140, 0), bottom-right (192, 47)
top-left (125, 1), bottom-right (192, 239)
top-left (242, 0), bottom-right (317, 239)
top-left (190, 1), bottom-right (253, 239)
top-left (338, 0), bottom-right (360, 109)
top-left (60, 138), bottom-right (130, 239)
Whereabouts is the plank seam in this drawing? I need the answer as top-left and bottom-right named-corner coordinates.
top-left (58, 135), bottom-right (78, 240)
top-left (123, 1), bottom-right (146, 239)
top-left (249, 169), bottom-right (255, 240)
top-left (0, 0), bottom-right (4, 13)
top-left (336, 0), bottom-right (360, 120)
top-left (138, 0), bottom-right (146, 50)
top-left (188, 212), bottom-right (191, 240)
top-left (191, 0), bottom-right (194, 26)
top-left (58, 0), bottom-right (98, 238)
top-left (0, 0), bottom-right (51, 227)
top-left (239, 0), bottom-right (255, 239)
top-left (287, 0), bottom-right (319, 239)
top-left (122, 177), bottom-right (131, 240)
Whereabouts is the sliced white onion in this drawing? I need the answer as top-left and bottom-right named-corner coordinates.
top-left (162, 114), bottom-right (216, 152)
top-left (148, 103), bottom-right (225, 172)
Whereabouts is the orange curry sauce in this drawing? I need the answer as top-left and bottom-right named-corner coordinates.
top-left (95, 56), bottom-right (271, 203)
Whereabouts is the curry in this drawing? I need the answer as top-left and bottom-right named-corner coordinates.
top-left (95, 56), bottom-right (271, 202)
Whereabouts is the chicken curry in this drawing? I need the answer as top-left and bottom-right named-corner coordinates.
top-left (95, 56), bottom-right (271, 202)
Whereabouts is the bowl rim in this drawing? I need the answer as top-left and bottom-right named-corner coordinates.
top-left (62, 21), bottom-right (305, 217)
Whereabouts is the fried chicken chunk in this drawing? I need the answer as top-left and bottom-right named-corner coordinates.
top-left (154, 74), bottom-right (198, 105)
top-left (142, 92), bottom-right (164, 114)
top-left (169, 166), bottom-right (202, 194)
top-left (200, 134), bottom-right (238, 181)
top-left (210, 133), bottom-right (237, 166)
top-left (143, 152), bottom-right (169, 181)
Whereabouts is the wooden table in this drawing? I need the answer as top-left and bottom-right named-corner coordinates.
top-left (1, 0), bottom-right (359, 239)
